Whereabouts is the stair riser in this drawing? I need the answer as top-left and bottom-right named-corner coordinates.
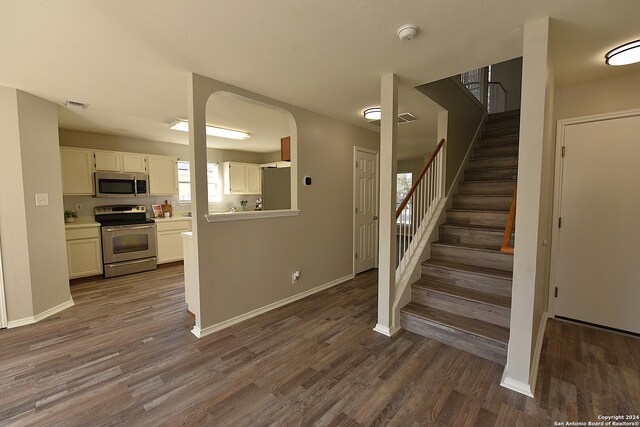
top-left (421, 264), bottom-right (512, 297)
top-left (452, 195), bottom-right (513, 211)
top-left (431, 245), bottom-right (513, 271)
top-left (447, 211), bottom-right (509, 228)
top-left (439, 227), bottom-right (514, 247)
top-left (468, 157), bottom-right (518, 169)
top-left (458, 181), bottom-right (516, 195)
top-left (484, 121), bottom-right (519, 130)
top-left (482, 127), bottom-right (520, 138)
top-left (465, 168), bottom-right (518, 181)
top-left (412, 287), bottom-right (511, 328)
top-left (400, 312), bottom-right (507, 364)
top-left (473, 145), bottom-right (519, 158)
top-left (476, 138), bottom-right (519, 149)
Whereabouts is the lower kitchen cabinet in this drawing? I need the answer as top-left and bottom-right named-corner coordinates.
top-left (156, 220), bottom-right (192, 264)
top-left (65, 226), bottom-right (103, 278)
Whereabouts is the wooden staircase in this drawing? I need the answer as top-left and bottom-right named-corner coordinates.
top-left (400, 110), bottom-right (519, 365)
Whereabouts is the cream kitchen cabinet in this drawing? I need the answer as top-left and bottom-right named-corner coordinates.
top-left (95, 151), bottom-right (147, 173)
top-left (60, 147), bottom-right (94, 195)
top-left (223, 162), bottom-right (261, 195)
top-left (65, 224), bottom-right (103, 278)
top-left (156, 219), bottom-right (192, 264)
top-left (148, 155), bottom-right (178, 195)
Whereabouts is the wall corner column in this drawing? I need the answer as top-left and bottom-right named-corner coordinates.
top-left (374, 73), bottom-right (399, 336)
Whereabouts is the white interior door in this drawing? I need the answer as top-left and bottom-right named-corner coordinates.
top-left (555, 113), bottom-right (640, 334)
top-left (0, 232), bottom-right (7, 329)
top-left (354, 148), bottom-right (378, 274)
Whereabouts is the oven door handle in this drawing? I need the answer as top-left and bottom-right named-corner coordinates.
top-left (105, 257), bottom-right (157, 268)
top-left (103, 224), bottom-right (155, 232)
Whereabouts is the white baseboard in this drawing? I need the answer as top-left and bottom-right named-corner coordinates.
top-left (528, 312), bottom-right (548, 395)
top-left (192, 274), bottom-right (354, 339)
top-left (373, 323), bottom-right (400, 337)
top-left (500, 373), bottom-right (534, 397)
top-left (500, 312), bottom-right (548, 398)
top-left (7, 298), bottom-right (75, 329)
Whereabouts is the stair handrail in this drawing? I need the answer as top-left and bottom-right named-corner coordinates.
top-left (500, 188), bottom-right (517, 254)
top-left (396, 138), bottom-right (446, 218)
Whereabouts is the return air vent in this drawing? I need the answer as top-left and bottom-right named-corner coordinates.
top-left (64, 100), bottom-right (89, 110)
top-left (367, 112), bottom-right (419, 127)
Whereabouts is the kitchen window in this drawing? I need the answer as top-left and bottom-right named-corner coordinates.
top-left (177, 161), bottom-right (221, 203)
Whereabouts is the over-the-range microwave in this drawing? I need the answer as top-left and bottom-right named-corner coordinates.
top-left (94, 172), bottom-right (148, 198)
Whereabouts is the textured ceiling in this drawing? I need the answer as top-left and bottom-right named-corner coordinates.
top-left (1, 1), bottom-right (639, 159)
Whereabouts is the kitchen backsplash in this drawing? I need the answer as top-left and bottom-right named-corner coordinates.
top-left (63, 194), bottom-right (262, 218)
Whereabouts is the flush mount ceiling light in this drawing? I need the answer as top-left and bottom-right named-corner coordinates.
top-left (168, 119), bottom-right (251, 140)
top-left (363, 107), bottom-right (382, 121)
top-left (605, 39), bottom-right (640, 66)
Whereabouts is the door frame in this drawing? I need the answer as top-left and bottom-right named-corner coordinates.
top-left (548, 108), bottom-right (640, 318)
top-left (353, 146), bottom-right (380, 276)
top-left (0, 232), bottom-right (7, 329)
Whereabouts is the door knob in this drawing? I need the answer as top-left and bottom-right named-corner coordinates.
top-left (373, 215), bottom-right (378, 220)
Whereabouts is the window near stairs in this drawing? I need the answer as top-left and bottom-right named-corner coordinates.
top-left (177, 161), bottom-right (221, 203)
top-left (396, 173), bottom-right (412, 224)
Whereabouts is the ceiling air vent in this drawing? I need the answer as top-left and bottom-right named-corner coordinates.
top-left (367, 112), bottom-right (419, 127)
top-left (397, 112), bottom-right (418, 124)
top-left (64, 100), bottom-right (89, 110)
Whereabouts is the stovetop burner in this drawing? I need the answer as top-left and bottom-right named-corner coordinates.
top-left (94, 205), bottom-right (151, 226)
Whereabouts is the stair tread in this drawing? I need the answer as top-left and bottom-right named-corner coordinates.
top-left (423, 259), bottom-right (513, 280)
top-left (448, 208), bottom-right (510, 213)
top-left (461, 179), bottom-right (517, 184)
top-left (432, 241), bottom-right (506, 254)
top-left (401, 303), bottom-right (509, 344)
top-left (440, 223), bottom-right (513, 233)
top-left (454, 193), bottom-right (514, 197)
top-left (470, 155), bottom-right (519, 161)
top-left (466, 166), bottom-right (518, 172)
top-left (413, 279), bottom-right (511, 308)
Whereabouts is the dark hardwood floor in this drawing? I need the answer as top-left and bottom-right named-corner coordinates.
top-left (0, 266), bottom-right (638, 426)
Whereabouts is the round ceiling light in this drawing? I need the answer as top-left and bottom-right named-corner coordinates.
top-left (605, 39), bottom-right (640, 66)
top-left (364, 107), bottom-right (382, 121)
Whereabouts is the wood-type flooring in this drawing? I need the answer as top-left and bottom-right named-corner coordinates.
top-left (0, 265), bottom-right (638, 426)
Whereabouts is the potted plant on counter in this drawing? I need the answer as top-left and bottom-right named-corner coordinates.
top-left (240, 200), bottom-right (248, 211)
top-left (64, 210), bottom-right (78, 223)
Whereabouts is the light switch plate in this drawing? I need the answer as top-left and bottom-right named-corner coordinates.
top-left (35, 193), bottom-right (49, 206)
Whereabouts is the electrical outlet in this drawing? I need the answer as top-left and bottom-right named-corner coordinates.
top-left (292, 270), bottom-right (301, 284)
top-left (75, 203), bottom-right (84, 211)
top-left (171, 200), bottom-right (177, 208)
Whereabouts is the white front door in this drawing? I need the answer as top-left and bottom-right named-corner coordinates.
top-left (554, 113), bottom-right (640, 334)
top-left (0, 232), bottom-right (7, 329)
top-left (354, 148), bottom-right (379, 274)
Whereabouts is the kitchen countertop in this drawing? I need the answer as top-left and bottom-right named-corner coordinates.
top-left (151, 216), bottom-right (192, 223)
top-left (64, 218), bottom-right (100, 229)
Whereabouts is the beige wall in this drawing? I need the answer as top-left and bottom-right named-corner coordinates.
top-left (491, 57), bottom-right (523, 112)
top-left (187, 73), bottom-right (378, 330)
top-left (555, 71), bottom-right (640, 120)
top-left (59, 129), bottom-right (278, 213)
top-left (397, 158), bottom-right (424, 183)
top-left (416, 77), bottom-right (485, 189)
top-left (0, 88), bottom-right (72, 322)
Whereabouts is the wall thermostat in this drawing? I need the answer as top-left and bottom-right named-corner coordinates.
top-left (303, 176), bottom-right (312, 186)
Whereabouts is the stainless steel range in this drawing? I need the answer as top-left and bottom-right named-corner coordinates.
top-left (95, 205), bottom-right (157, 278)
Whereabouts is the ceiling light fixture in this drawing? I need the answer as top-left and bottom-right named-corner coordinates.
top-left (168, 119), bottom-right (251, 140)
top-left (363, 107), bottom-right (382, 121)
top-left (605, 39), bottom-right (640, 66)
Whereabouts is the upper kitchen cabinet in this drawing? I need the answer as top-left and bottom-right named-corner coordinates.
top-left (223, 162), bottom-right (261, 195)
top-left (94, 151), bottom-right (121, 172)
top-left (95, 151), bottom-right (147, 173)
top-left (60, 147), bottom-right (94, 195)
top-left (122, 153), bottom-right (147, 173)
top-left (148, 155), bottom-right (178, 195)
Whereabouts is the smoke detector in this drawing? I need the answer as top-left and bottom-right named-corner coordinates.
top-left (397, 24), bottom-right (418, 41)
top-left (64, 100), bottom-right (89, 110)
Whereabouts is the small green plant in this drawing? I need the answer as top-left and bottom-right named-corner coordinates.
top-left (240, 200), bottom-right (248, 210)
top-left (64, 210), bottom-right (78, 219)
